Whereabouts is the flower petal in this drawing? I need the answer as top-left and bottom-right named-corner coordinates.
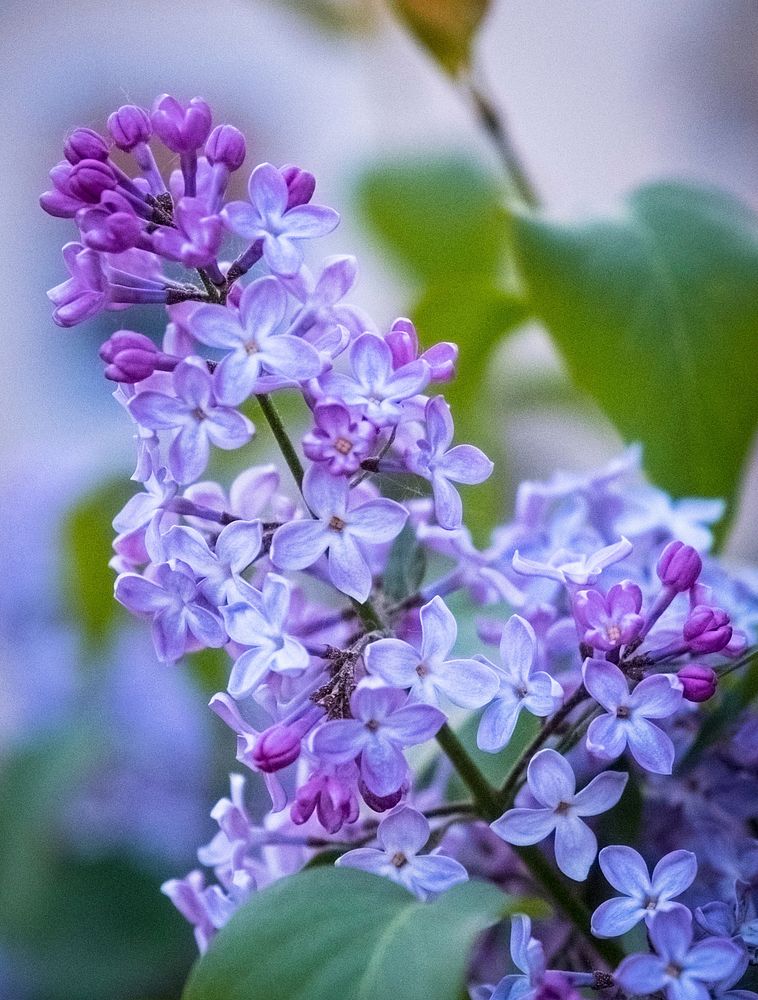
top-left (433, 657), bottom-right (499, 710)
top-left (437, 444), bottom-right (494, 485)
top-left (554, 814), bottom-right (597, 881)
top-left (527, 749), bottom-right (576, 808)
top-left (598, 844), bottom-right (651, 896)
top-left (582, 658), bottom-right (628, 712)
top-left (572, 769), bottom-right (628, 817)
top-left (626, 717), bottom-right (675, 774)
top-left (365, 638), bottom-right (420, 688)
top-left (490, 807), bottom-right (557, 846)
top-left (591, 896), bottom-right (646, 938)
top-left (499, 615), bottom-right (537, 682)
top-left (651, 850), bottom-right (698, 901)
top-left (270, 519), bottom-right (330, 571)
top-left (377, 806), bottom-right (429, 856)
top-left (628, 673), bottom-right (683, 718)
top-left (328, 531), bottom-right (372, 602)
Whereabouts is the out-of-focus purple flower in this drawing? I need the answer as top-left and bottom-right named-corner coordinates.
top-left (99, 330), bottom-right (178, 383)
top-left (591, 845), bottom-right (697, 938)
top-left (583, 659), bottom-right (683, 774)
top-left (190, 276), bottom-right (322, 404)
top-left (489, 915), bottom-right (592, 1000)
top-left (283, 255), bottom-right (372, 340)
top-left (573, 581), bottom-right (643, 652)
top-left (151, 197), bottom-right (223, 268)
top-left (615, 909), bottom-right (745, 1000)
top-left (112, 466), bottom-right (177, 535)
top-left (490, 749), bottom-right (628, 881)
top-left (163, 520), bottom-right (262, 605)
top-left (657, 540), bottom-right (703, 592)
top-left (678, 664), bottom-right (718, 703)
top-left (302, 401), bottom-right (377, 476)
top-left (406, 396), bottom-right (493, 530)
top-left (512, 538), bottom-right (633, 587)
top-left (162, 866), bottom-right (254, 954)
top-left (365, 596), bottom-right (498, 709)
top-left (291, 762), bottom-right (360, 833)
top-left (270, 465), bottom-right (407, 602)
top-left (336, 806), bottom-right (468, 899)
top-left (221, 574), bottom-right (309, 700)
top-left (151, 94), bottom-right (212, 152)
top-left (683, 605), bottom-right (733, 654)
top-left (477, 615), bottom-right (563, 752)
top-left (222, 162), bottom-right (339, 276)
top-left (385, 318), bottom-right (457, 383)
top-left (616, 488), bottom-right (724, 552)
top-left (108, 105), bottom-right (152, 150)
top-left (311, 678), bottom-right (445, 797)
top-left (128, 357), bottom-right (254, 483)
top-left (319, 332), bottom-right (431, 427)
top-left (114, 561), bottom-right (225, 662)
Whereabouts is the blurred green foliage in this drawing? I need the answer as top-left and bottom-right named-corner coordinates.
top-left (183, 868), bottom-right (546, 1000)
top-left (390, 0), bottom-right (490, 76)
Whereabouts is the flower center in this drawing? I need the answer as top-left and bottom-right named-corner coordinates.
top-left (192, 407), bottom-right (207, 421)
top-left (644, 895), bottom-right (658, 910)
top-left (245, 339), bottom-right (258, 355)
top-left (329, 515), bottom-right (346, 532)
top-left (616, 705), bottom-right (630, 719)
top-left (416, 662), bottom-right (429, 677)
top-left (555, 801), bottom-right (572, 815)
top-left (391, 851), bottom-right (407, 868)
top-left (606, 623), bottom-right (621, 644)
top-left (366, 719), bottom-right (379, 732)
top-left (334, 437), bottom-right (352, 455)
top-left (665, 963), bottom-right (682, 978)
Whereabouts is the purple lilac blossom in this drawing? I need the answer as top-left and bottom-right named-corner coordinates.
top-left (476, 615), bottom-right (563, 752)
top-left (162, 519), bottom-right (262, 605)
top-left (336, 806), bottom-right (468, 899)
top-left (365, 596), bottom-right (498, 709)
top-left (512, 537), bottom-right (633, 587)
top-left (583, 658), bottom-right (683, 774)
top-left (302, 400), bottom-right (377, 475)
top-left (573, 581), bottom-right (644, 652)
top-left (491, 749), bottom-right (628, 881)
top-left (591, 845), bottom-right (697, 937)
top-left (312, 678), bottom-right (445, 797)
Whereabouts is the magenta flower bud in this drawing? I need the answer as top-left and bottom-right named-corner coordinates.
top-left (99, 330), bottom-right (179, 383)
top-left (151, 94), bottom-right (212, 153)
top-left (205, 124), bottom-right (246, 171)
top-left (99, 330), bottom-right (156, 364)
top-left (108, 104), bottom-right (152, 150)
top-left (358, 778), bottom-right (404, 813)
top-left (657, 540), bottom-right (702, 592)
top-left (251, 723), bottom-right (302, 773)
top-left (64, 127), bottom-right (110, 165)
top-left (280, 164), bottom-right (316, 209)
top-left (683, 605), bottom-right (732, 653)
top-left (67, 159), bottom-right (117, 203)
top-left (677, 664), bottom-right (718, 703)
top-left (386, 317), bottom-right (418, 368)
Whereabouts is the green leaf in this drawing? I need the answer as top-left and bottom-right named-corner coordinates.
top-left (183, 868), bottom-right (541, 1000)
top-left (448, 709), bottom-right (540, 797)
top-left (357, 156), bottom-right (506, 281)
top-left (62, 476), bottom-right (132, 651)
top-left (510, 181), bottom-right (758, 520)
top-left (382, 524), bottom-right (427, 602)
top-left (390, 0), bottom-right (490, 76)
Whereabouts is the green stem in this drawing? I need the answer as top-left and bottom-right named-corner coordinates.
top-left (256, 393), bottom-right (305, 491)
top-left (435, 723), bottom-right (500, 819)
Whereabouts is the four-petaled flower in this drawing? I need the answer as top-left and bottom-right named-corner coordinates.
top-left (583, 658), bottom-right (683, 774)
top-left (406, 396), bottom-right (494, 530)
top-left (573, 581), bottom-right (644, 652)
top-left (270, 465), bottom-right (407, 602)
top-left (336, 806), bottom-right (468, 899)
top-left (615, 908), bottom-right (745, 1000)
top-left (311, 678), bottom-right (445, 797)
top-left (222, 162), bottom-right (339, 276)
top-left (128, 357), bottom-right (254, 483)
top-left (491, 748), bottom-right (628, 881)
top-left (365, 596), bottom-right (499, 710)
top-left (592, 845), bottom-right (697, 938)
top-left (163, 519), bottom-right (263, 606)
top-left (477, 614), bottom-right (564, 752)
top-left (302, 400), bottom-right (377, 476)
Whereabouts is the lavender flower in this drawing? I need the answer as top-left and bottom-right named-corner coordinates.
top-left (591, 845), bottom-right (697, 938)
top-left (365, 596), bottom-right (499, 709)
top-left (311, 678), bottom-right (445, 797)
top-left (336, 806), bottom-right (468, 899)
top-left (302, 400), bottom-right (377, 476)
top-left (490, 914), bottom-right (546, 1000)
top-left (477, 615), bottom-right (563, 752)
top-left (573, 581), bottom-right (644, 652)
top-left (270, 465), bottom-right (407, 602)
top-left (583, 658), bottom-right (683, 774)
top-left (163, 519), bottom-right (263, 605)
top-left (491, 749), bottom-right (628, 880)
top-left (512, 538), bottom-right (633, 587)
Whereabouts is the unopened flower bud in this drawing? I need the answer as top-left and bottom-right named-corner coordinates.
top-left (68, 159), bottom-right (117, 203)
top-left (64, 127), bottom-right (110, 164)
top-left (358, 778), bottom-right (404, 813)
top-left (151, 95), bottom-right (212, 153)
top-left (683, 605), bottom-right (732, 653)
top-left (677, 664), bottom-right (718, 703)
top-left (108, 104), bottom-right (152, 150)
top-left (205, 124), bottom-right (246, 171)
top-left (386, 318), bottom-right (418, 368)
top-left (252, 723), bottom-right (302, 772)
top-left (99, 330), bottom-right (178, 383)
top-left (280, 164), bottom-right (316, 209)
top-left (657, 540), bottom-right (702, 592)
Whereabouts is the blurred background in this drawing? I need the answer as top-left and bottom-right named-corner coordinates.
top-left (2, 1), bottom-right (758, 996)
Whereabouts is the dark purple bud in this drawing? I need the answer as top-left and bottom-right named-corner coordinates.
top-left (386, 318), bottom-right (418, 368)
top-left (64, 127), bottom-right (110, 165)
top-left (683, 605), bottom-right (732, 653)
top-left (205, 124), bottom-right (246, 171)
top-left (280, 164), bottom-right (316, 209)
top-left (67, 159), bottom-right (117, 203)
top-left (99, 330), bottom-right (179, 382)
top-left (100, 330), bottom-right (157, 364)
top-left (252, 723), bottom-right (302, 773)
top-left (151, 94), bottom-right (212, 153)
top-left (677, 664), bottom-right (718, 703)
top-left (108, 104), bottom-right (152, 150)
top-left (657, 540), bottom-right (702, 592)
top-left (358, 778), bottom-right (404, 813)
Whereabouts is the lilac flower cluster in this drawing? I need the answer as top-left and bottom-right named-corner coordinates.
top-left (44, 97), bottom-right (758, 997)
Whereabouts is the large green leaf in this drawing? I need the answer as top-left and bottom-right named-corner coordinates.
top-left (510, 181), bottom-right (758, 517)
top-left (390, 0), bottom-right (490, 76)
top-left (183, 868), bottom-right (542, 1000)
